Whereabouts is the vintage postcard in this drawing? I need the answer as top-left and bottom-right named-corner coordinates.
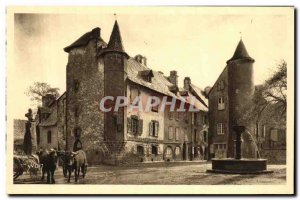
top-left (6, 6), bottom-right (294, 195)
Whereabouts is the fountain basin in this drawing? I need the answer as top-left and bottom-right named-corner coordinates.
top-left (207, 158), bottom-right (273, 174)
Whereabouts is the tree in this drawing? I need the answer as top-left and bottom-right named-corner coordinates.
top-left (25, 82), bottom-right (60, 105)
top-left (240, 60), bottom-right (287, 125)
top-left (262, 60), bottom-right (287, 115)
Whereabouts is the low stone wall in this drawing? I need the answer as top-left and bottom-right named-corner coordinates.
top-left (260, 149), bottom-right (286, 164)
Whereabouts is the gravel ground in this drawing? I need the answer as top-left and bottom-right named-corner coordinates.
top-left (14, 162), bottom-right (286, 185)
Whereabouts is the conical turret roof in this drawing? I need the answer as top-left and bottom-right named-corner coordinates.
top-left (107, 20), bottom-right (126, 53)
top-left (227, 40), bottom-right (254, 63)
top-left (99, 20), bottom-right (128, 57)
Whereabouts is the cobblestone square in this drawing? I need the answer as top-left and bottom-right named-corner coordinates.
top-left (14, 162), bottom-right (286, 185)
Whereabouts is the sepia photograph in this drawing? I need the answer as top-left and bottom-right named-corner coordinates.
top-left (6, 6), bottom-right (294, 195)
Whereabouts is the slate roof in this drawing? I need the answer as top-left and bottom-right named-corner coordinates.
top-left (99, 20), bottom-right (128, 57)
top-left (39, 109), bottom-right (57, 127)
top-left (127, 58), bottom-right (177, 98)
top-left (127, 58), bottom-right (208, 111)
top-left (190, 84), bottom-right (208, 107)
top-left (64, 27), bottom-right (107, 53)
top-left (38, 107), bottom-right (52, 114)
top-left (227, 39), bottom-right (254, 63)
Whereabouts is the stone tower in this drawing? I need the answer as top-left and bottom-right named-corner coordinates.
top-left (99, 20), bottom-right (129, 142)
top-left (64, 27), bottom-right (107, 151)
top-left (226, 39), bottom-right (255, 158)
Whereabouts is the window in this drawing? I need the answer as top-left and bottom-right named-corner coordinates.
top-left (175, 112), bottom-right (180, 121)
top-left (175, 147), bottom-right (180, 156)
top-left (218, 97), bottom-right (225, 110)
top-left (217, 123), bottom-right (225, 135)
top-left (127, 116), bottom-right (143, 135)
top-left (184, 128), bottom-right (188, 141)
top-left (166, 147), bottom-right (172, 156)
top-left (151, 98), bottom-right (159, 112)
top-left (137, 146), bottom-right (144, 155)
top-left (130, 88), bottom-right (140, 106)
top-left (168, 126), bottom-right (174, 140)
top-left (270, 129), bottom-right (278, 141)
top-left (151, 145), bottom-right (158, 155)
top-left (214, 143), bottom-right (227, 150)
top-left (131, 118), bottom-right (138, 134)
top-left (149, 120), bottom-right (159, 137)
top-left (146, 76), bottom-right (152, 82)
top-left (175, 128), bottom-right (180, 141)
top-left (47, 131), bottom-right (52, 144)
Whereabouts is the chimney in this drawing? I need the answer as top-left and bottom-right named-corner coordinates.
top-left (169, 70), bottom-right (178, 87)
top-left (134, 54), bottom-right (147, 66)
top-left (42, 94), bottom-right (56, 107)
top-left (143, 57), bottom-right (147, 66)
top-left (184, 77), bottom-right (191, 91)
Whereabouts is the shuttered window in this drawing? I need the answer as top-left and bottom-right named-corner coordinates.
top-left (149, 120), bottom-right (159, 137)
top-left (132, 118), bottom-right (138, 134)
top-left (168, 126), bottom-right (173, 140)
top-left (127, 116), bottom-right (143, 135)
top-left (175, 128), bottom-right (180, 141)
top-left (138, 119), bottom-right (143, 135)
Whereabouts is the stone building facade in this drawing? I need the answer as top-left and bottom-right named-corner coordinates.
top-left (208, 40), bottom-right (286, 161)
top-left (208, 40), bottom-right (257, 159)
top-left (36, 93), bottom-right (66, 150)
top-left (60, 20), bottom-right (208, 165)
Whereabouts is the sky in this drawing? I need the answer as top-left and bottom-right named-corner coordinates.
top-left (9, 7), bottom-right (293, 120)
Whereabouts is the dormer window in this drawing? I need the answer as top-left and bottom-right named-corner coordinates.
top-left (138, 70), bottom-right (154, 83)
top-left (169, 85), bottom-right (178, 94)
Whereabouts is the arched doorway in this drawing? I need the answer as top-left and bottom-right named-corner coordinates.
top-left (164, 146), bottom-right (173, 161)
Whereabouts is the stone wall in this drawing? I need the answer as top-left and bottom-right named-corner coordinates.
top-left (227, 60), bottom-right (254, 158)
top-left (66, 39), bottom-right (104, 152)
top-left (56, 93), bottom-right (66, 150)
top-left (39, 126), bottom-right (58, 150)
top-left (260, 149), bottom-right (286, 164)
top-left (208, 66), bottom-right (229, 158)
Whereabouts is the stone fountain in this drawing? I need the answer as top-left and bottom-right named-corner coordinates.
top-left (207, 125), bottom-right (273, 174)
